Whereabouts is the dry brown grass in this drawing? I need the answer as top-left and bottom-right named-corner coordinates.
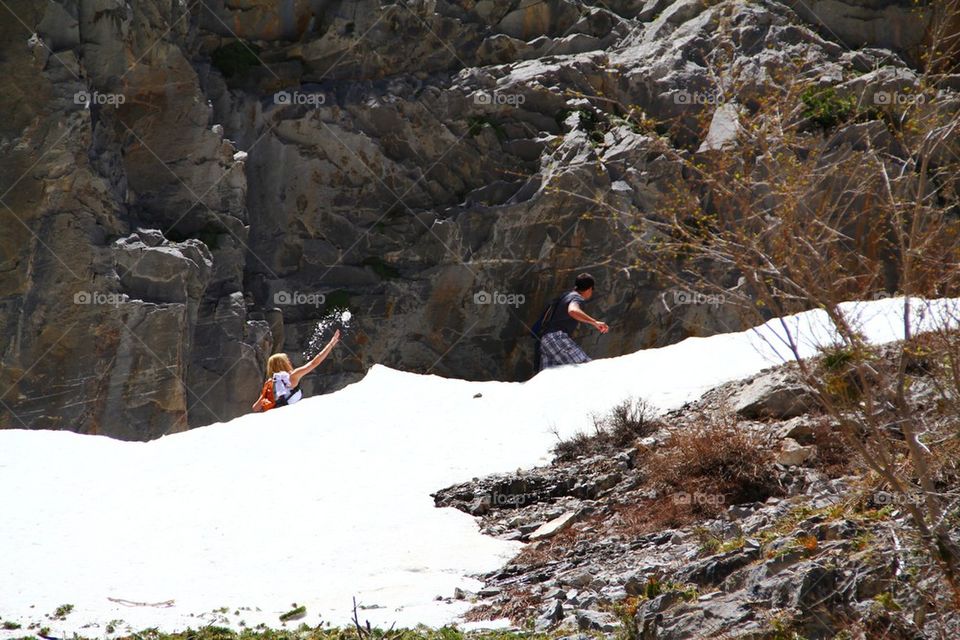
top-left (809, 420), bottom-right (857, 478)
top-left (552, 397), bottom-right (662, 462)
top-left (514, 415), bottom-right (785, 567)
top-left (513, 514), bottom-right (603, 566)
top-left (643, 416), bottom-right (783, 519)
top-left (462, 585), bottom-right (540, 624)
top-left (614, 495), bottom-right (698, 532)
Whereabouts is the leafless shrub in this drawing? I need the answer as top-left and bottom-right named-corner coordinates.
top-left (637, 1), bottom-right (960, 608)
top-left (534, 3), bottom-right (960, 618)
top-left (644, 416), bottom-right (783, 519)
top-left (552, 397), bottom-right (662, 462)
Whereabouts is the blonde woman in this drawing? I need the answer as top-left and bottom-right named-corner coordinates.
top-left (252, 330), bottom-right (341, 412)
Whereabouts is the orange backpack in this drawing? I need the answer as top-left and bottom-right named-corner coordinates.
top-left (260, 377), bottom-right (276, 411)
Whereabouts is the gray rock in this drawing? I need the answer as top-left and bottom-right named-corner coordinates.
top-left (576, 609), bottom-right (620, 632)
top-left (678, 546), bottom-right (761, 587)
top-left (734, 368), bottom-right (819, 419)
top-left (535, 600), bottom-right (565, 630)
top-left (497, 0), bottom-right (582, 40)
top-left (559, 568), bottom-right (594, 588)
top-left (529, 511), bottom-right (580, 540)
top-left (775, 416), bottom-right (821, 444)
top-left (544, 587), bottom-right (567, 601)
top-left (697, 102), bottom-right (741, 152)
top-left (783, 0), bottom-right (930, 66)
top-left (776, 437), bottom-right (817, 467)
top-left (519, 521), bottom-right (547, 534)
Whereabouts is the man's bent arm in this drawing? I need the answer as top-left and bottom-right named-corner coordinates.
top-left (568, 302), bottom-right (605, 329)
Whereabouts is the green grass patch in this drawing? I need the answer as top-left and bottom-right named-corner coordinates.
top-left (872, 592), bottom-right (902, 612)
top-left (278, 606), bottom-right (306, 623)
top-left (53, 604), bottom-right (73, 619)
top-left (693, 527), bottom-right (746, 556)
top-left (801, 86), bottom-right (857, 130)
top-left (18, 626), bottom-right (559, 640)
top-left (820, 345), bottom-right (856, 371)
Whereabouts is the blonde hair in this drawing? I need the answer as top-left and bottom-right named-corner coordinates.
top-left (266, 353), bottom-right (293, 379)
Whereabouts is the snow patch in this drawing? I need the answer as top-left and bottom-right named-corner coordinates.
top-left (1, 297), bottom-right (957, 634)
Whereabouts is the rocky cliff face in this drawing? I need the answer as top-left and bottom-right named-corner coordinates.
top-left (0, 0), bottom-right (944, 439)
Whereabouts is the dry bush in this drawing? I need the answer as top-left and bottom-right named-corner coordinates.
top-left (829, 605), bottom-right (934, 640)
top-left (529, 0), bottom-right (960, 621)
top-left (930, 435), bottom-right (960, 489)
top-left (462, 586), bottom-right (539, 624)
top-left (644, 417), bottom-right (783, 519)
top-left (615, 495), bottom-right (699, 532)
top-left (600, 416), bottom-right (786, 535)
top-left (552, 397), bottom-right (662, 462)
top-left (635, 12), bottom-right (960, 599)
top-left (809, 421), bottom-right (858, 478)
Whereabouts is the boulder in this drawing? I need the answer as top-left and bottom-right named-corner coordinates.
top-left (734, 369), bottom-right (819, 419)
top-left (576, 610), bottom-right (620, 632)
top-left (535, 600), bottom-right (565, 630)
top-left (776, 438), bottom-right (817, 467)
top-left (697, 102), bottom-right (741, 152)
top-left (529, 511), bottom-right (579, 541)
top-left (497, 0), bottom-right (582, 40)
top-left (114, 231), bottom-right (213, 306)
top-left (558, 567), bottom-right (594, 588)
top-left (783, 0), bottom-right (931, 65)
top-left (775, 416), bottom-right (821, 444)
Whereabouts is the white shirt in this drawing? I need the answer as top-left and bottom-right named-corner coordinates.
top-left (273, 372), bottom-right (303, 405)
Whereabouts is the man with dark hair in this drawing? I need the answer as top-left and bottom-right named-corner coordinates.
top-left (534, 272), bottom-right (609, 370)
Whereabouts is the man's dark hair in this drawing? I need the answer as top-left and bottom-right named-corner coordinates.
top-left (574, 273), bottom-right (595, 292)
